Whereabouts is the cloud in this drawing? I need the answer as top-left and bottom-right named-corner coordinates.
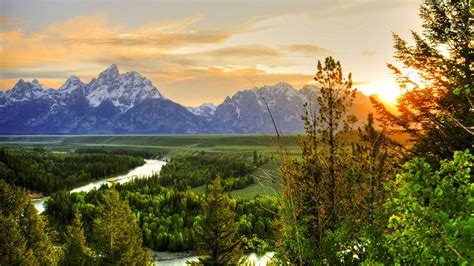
top-left (0, 14), bottom-right (233, 70)
top-left (284, 44), bottom-right (331, 57)
top-left (0, 17), bottom-right (19, 25)
top-left (149, 65), bottom-right (313, 106)
top-left (195, 44), bottom-right (281, 58)
top-left (361, 49), bottom-right (377, 56)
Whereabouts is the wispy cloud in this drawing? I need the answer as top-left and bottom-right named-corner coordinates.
top-left (0, 14), bottom-right (233, 70)
top-left (0, 0), bottom-right (422, 105)
top-left (284, 44), bottom-right (332, 57)
top-left (0, 17), bottom-right (19, 25)
top-left (150, 65), bottom-right (313, 106)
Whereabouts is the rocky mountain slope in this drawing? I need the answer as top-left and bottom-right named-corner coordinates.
top-left (0, 65), bottom-right (375, 134)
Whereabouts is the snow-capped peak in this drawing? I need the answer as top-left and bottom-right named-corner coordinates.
top-left (187, 103), bottom-right (217, 118)
top-left (86, 64), bottom-right (162, 112)
top-left (6, 79), bottom-right (48, 102)
top-left (98, 64), bottom-right (120, 81)
top-left (59, 76), bottom-right (84, 93)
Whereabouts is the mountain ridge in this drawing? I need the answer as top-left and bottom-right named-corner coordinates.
top-left (0, 65), bottom-right (376, 134)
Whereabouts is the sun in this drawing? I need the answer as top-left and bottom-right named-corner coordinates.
top-left (376, 82), bottom-right (402, 104)
top-left (358, 81), bottom-right (402, 104)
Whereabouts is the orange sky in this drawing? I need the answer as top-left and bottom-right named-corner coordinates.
top-left (0, 0), bottom-right (422, 106)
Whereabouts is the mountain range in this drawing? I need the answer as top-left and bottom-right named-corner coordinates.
top-left (0, 65), bottom-right (375, 134)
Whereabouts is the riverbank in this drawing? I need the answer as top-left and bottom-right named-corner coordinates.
top-left (31, 159), bottom-right (167, 213)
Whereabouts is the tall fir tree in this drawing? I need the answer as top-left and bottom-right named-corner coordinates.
top-left (371, 0), bottom-right (473, 162)
top-left (276, 57), bottom-right (360, 264)
top-left (351, 114), bottom-right (394, 262)
top-left (93, 189), bottom-right (150, 265)
top-left (314, 56), bottom-right (357, 229)
top-left (0, 179), bottom-right (59, 265)
top-left (61, 209), bottom-right (93, 266)
top-left (193, 176), bottom-right (243, 265)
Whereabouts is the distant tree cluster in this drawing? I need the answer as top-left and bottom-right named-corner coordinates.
top-left (0, 147), bottom-right (144, 194)
top-left (158, 153), bottom-right (256, 191)
top-left (75, 147), bottom-right (162, 159)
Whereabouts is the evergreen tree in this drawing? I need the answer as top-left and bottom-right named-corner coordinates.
top-left (353, 114), bottom-right (390, 226)
top-left (61, 210), bottom-right (92, 266)
top-left (0, 179), bottom-right (59, 265)
top-left (371, 0), bottom-right (473, 162)
top-left (0, 214), bottom-right (28, 264)
top-left (193, 176), bottom-right (243, 265)
top-left (352, 114), bottom-right (394, 262)
top-left (276, 57), bottom-right (359, 264)
top-left (93, 189), bottom-right (150, 265)
top-left (314, 56), bottom-right (357, 229)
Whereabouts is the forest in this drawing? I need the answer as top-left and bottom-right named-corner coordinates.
top-left (0, 147), bottom-right (144, 194)
top-left (0, 0), bottom-right (473, 265)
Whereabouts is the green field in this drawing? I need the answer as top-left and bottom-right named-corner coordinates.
top-left (190, 159), bottom-right (282, 198)
top-left (0, 134), bottom-right (300, 157)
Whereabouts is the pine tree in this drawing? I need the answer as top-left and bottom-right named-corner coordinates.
top-left (0, 179), bottom-right (59, 265)
top-left (314, 56), bottom-right (357, 229)
top-left (61, 210), bottom-right (92, 266)
top-left (0, 214), bottom-right (28, 264)
top-left (353, 114), bottom-right (390, 226)
top-left (371, 0), bottom-right (473, 162)
top-left (276, 57), bottom-right (359, 264)
top-left (193, 176), bottom-right (243, 265)
top-left (93, 189), bottom-right (150, 265)
top-left (351, 114), bottom-right (395, 261)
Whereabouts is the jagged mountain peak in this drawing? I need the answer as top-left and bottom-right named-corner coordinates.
top-left (246, 82), bottom-right (299, 100)
top-left (6, 79), bottom-right (48, 102)
top-left (98, 64), bottom-right (120, 81)
top-left (85, 65), bottom-right (162, 111)
top-left (59, 76), bottom-right (84, 93)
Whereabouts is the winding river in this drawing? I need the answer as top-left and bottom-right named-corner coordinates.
top-left (32, 159), bottom-right (167, 213)
top-left (30, 159), bottom-right (274, 265)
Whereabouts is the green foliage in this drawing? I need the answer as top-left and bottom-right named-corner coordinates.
top-left (0, 147), bottom-right (144, 194)
top-left (93, 189), bottom-right (150, 265)
top-left (75, 146), bottom-right (159, 159)
top-left (60, 210), bottom-right (92, 266)
top-left (45, 172), bottom-right (277, 254)
top-left (385, 150), bottom-right (473, 264)
top-left (159, 153), bottom-right (256, 191)
top-left (193, 177), bottom-right (243, 265)
top-left (0, 180), bottom-right (59, 265)
top-left (241, 235), bottom-right (272, 255)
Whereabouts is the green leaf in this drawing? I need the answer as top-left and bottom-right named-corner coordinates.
top-left (453, 87), bottom-right (461, 95)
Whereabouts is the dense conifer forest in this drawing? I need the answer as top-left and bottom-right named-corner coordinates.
top-left (0, 147), bottom-right (144, 194)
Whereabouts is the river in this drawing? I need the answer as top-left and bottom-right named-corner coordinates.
top-left (32, 159), bottom-right (167, 213)
top-left (30, 159), bottom-right (274, 265)
top-left (153, 252), bottom-right (275, 265)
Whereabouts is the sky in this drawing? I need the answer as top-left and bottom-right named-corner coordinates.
top-left (0, 0), bottom-right (423, 106)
